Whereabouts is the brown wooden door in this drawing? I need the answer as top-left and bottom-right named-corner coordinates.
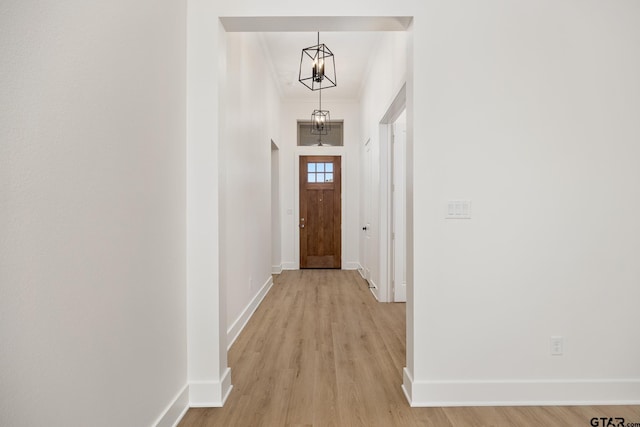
top-left (300, 156), bottom-right (341, 269)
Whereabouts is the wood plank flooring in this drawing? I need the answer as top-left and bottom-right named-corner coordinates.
top-left (179, 270), bottom-right (640, 427)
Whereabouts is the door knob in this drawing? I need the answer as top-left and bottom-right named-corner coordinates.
top-left (362, 226), bottom-right (368, 231)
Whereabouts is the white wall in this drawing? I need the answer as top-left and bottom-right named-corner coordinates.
top-left (221, 33), bottom-right (281, 347)
top-left (410, 0), bottom-right (640, 404)
top-left (279, 100), bottom-right (361, 270)
top-left (1, 1), bottom-right (188, 426)
top-left (186, 3), bottom-right (229, 409)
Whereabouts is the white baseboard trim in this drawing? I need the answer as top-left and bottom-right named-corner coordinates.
top-left (189, 368), bottom-right (233, 407)
top-left (403, 374), bottom-right (640, 407)
top-left (367, 279), bottom-right (379, 301)
top-left (276, 262), bottom-right (362, 271)
top-left (227, 276), bottom-right (273, 351)
top-left (402, 367), bottom-right (414, 404)
top-left (282, 261), bottom-right (297, 270)
top-left (395, 281), bottom-right (407, 302)
top-left (153, 384), bottom-right (189, 427)
top-left (343, 261), bottom-right (361, 270)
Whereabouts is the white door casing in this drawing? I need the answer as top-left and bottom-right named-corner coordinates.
top-left (392, 113), bottom-right (407, 302)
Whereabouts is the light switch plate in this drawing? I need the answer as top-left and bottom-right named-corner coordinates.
top-left (446, 200), bottom-right (472, 219)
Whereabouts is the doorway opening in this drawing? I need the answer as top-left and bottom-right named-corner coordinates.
top-left (187, 15), bottom-right (414, 408)
top-left (372, 83), bottom-right (407, 303)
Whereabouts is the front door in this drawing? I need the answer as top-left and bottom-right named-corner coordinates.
top-left (299, 156), bottom-right (341, 269)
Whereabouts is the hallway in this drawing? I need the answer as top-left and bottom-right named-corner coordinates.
top-left (178, 270), bottom-right (640, 427)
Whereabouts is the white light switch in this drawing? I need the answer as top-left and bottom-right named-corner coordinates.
top-left (446, 200), bottom-right (472, 219)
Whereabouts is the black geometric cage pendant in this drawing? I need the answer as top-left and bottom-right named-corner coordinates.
top-left (299, 32), bottom-right (337, 91)
top-left (310, 84), bottom-right (331, 135)
top-left (311, 109), bottom-right (331, 135)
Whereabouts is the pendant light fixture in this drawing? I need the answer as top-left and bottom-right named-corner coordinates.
top-left (310, 87), bottom-right (330, 136)
top-left (299, 32), bottom-right (337, 91)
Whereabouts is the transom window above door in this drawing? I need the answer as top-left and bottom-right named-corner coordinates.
top-left (297, 120), bottom-right (343, 146)
top-left (307, 162), bottom-right (334, 183)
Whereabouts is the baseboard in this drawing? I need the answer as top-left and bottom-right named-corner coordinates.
top-left (343, 261), bottom-right (361, 270)
top-left (282, 261), bottom-right (297, 270)
top-left (367, 279), bottom-right (379, 301)
top-left (189, 368), bottom-right (233, 407)
top-left (395, 281), bottom-right (407, 302)
top-left (153, 384), bottom-right (189, 427)
top-left (220, 368), bottom-right (233, 405)
top-left (227, 276), bottom-right (273, 350)
top-left (404, 375), bottom-right (640, 407)
top-left (276, 262), bottom-right (361, 271)
top-left (402, 367), bottom-right (414, 404)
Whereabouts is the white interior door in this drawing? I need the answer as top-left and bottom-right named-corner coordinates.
top-left (271, 142), bottom-right (281, 274)
top-left (392, 112), bottom-right (407, 302)
top-left (362, 139), bottom-right (373, 282)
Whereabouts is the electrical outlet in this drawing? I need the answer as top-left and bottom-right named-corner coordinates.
top-left (550, 336), bottom-right (564, 356)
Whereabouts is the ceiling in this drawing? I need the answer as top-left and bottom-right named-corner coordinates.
top-left (259, 32), bottom-right (384, 102)
top-left (221, 17), bottom-right (412, 103)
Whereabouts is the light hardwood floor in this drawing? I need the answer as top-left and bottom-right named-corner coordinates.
top-left (179, 270), bottom-right (640, 427)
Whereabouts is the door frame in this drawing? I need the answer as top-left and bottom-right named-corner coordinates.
top-left (379, 84), bottom-right (406, 302)
top-left (294, 147), bottom-right (346, 270)
top-left (391, 112), bottom-right (407, 302)
top-left (271, 140), bottom-right (282, 274)
top-left (361, 138), bottom-right (373, 284)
